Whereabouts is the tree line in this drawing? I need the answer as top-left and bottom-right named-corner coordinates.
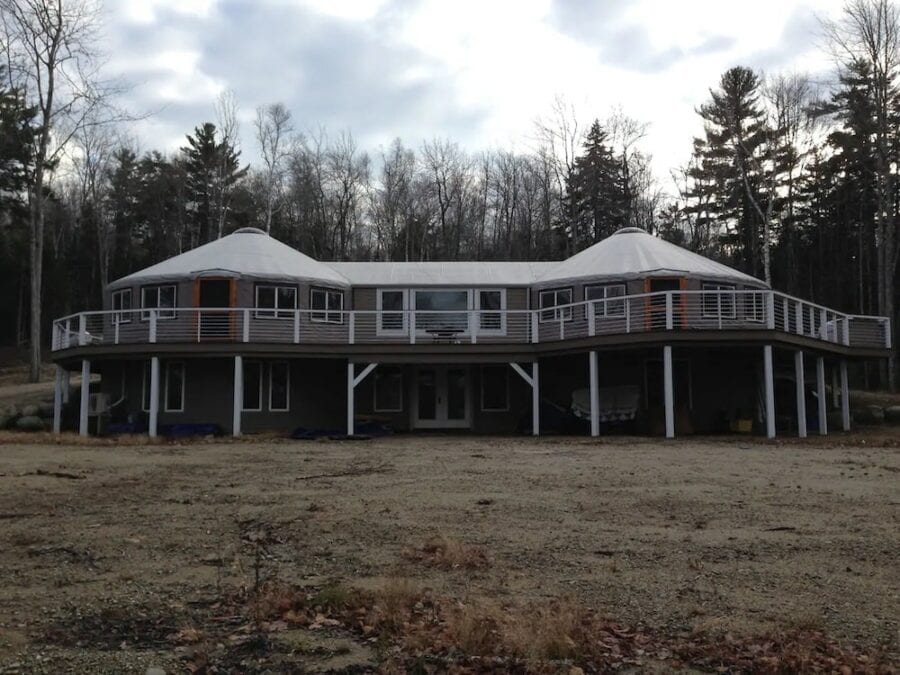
top-left (1, 0), bottom-right (898, 387)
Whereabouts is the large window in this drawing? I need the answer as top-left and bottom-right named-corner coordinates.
top-left (481, 365), bottom-right (509, 412)
top-left (702, 283), bottom-right (736, 319)
top-left (414, 290), bottom-right (469, 333)
top-left (374, 367), bottom-right (403, 412)
top-left (242, 361), bottom-right (263, 412)
top-left (539, 288), bottom-right (573, 322)
top-left (585, 284), bottom-right (626, 318)
top-left (164, 362), bottom-right (185, 412)
top-left (269, 362), bottom-right (290, 411)
top-left (255, 285), bottom-right (297, 319)
top-left (310, 287), bottom-right (344, 324)
top-left (377, 289), bottom-right (407, 333)
top-left (112, 289), bottom-right (132, 323)
top-left (476, 289), bottom-right (505, 333)
top-left (141, 285), bottom-right (177, 320)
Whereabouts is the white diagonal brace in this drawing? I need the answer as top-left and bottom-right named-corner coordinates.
top-left (509, 362), bottom-right (533, 388)
top-left (352, 362), bottom-right (378, 389)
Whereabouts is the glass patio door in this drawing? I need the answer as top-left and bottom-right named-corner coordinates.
top-left (414, 366), bottom-right (470, 428)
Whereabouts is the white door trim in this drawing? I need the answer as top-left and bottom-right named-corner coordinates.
top-left (412, 365), bottom-right (471, 429)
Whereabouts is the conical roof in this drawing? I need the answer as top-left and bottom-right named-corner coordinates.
top-left (538, 228), bottom-right (766, 287)
top-left (108, 227), bottom-right (350, 289)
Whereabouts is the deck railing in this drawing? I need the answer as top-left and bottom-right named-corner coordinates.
top-left (51, 289), bottom-right (892, 352)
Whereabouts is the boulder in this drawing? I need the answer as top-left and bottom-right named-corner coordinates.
top-left (0, 403), bottom-right (17, 418)
top-left (36, 401), bottom-right (55, 418)
top-left (854, 404), bottom-right (884, 425)
top-left (884, 405), bottom-right (900, 424)
top-left (21, 404), bottom-right (40, 417)
top-left (15, 415), bottom-right (45, 432)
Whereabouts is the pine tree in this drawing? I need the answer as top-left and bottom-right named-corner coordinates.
top-left (0, 70), bottom-right (36, 221)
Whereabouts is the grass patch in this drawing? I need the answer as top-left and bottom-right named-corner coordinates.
top-left (403, 535), bottom-right (490, 571)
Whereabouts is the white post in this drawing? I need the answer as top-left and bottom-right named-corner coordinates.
top-left (409, 312), bottom-right (416, 344)
top-left (149, 356), bottom-right (160, 438)
top-left (766, 292), bottom-right (775, 330)
top-left (242, 309), bottom-right (250, 343)
top-left (816, 356), bottom-right (827, 435)
top-left (348, 312), bottom-right (355, 345)
top-left (149, 311), bottom-right (158, 343)
top-left (588, 304), bottom-right (596, 337)
top-left (78, 314), bottom-right (87, 346)
top-left (665, 293), bottom-right (673, 330)
top-left (782, 297), bottom-right (789, 332)
top-left (842, 318), bottom-right (850, 346)
top-left (294, 310), bottom-right (300, 344)
top-left (795, 350), bottom-right (807, 438)
top-left (625, 300), bottom-right (631, 333)
top-left (347, 361), bottom-right (355, 436)
top-left (531, 312), bottom-right (539, 344)
top-left (589, 351), bottom-right (599, 437)
top-left (663, 345), bottom-right (674, 439)
top-left (232, 355), bottom-right (243, 437)
top-left (840, 360), bottom-right (850, 431)
top-left (53, 365), bottom-right (64, 434)
top-left (795, 303), bottom-right (803, 336)
top-left (79, 359), bottom-right (90, 436)
top-left (763, 345), bottom-right (775, 439)
top-left (532, 361), bottom-right (540, 436)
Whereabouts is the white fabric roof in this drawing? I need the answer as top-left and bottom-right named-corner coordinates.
top-left (325, 261), bottom-right (556, 286)
top-left (536, 228), bottom-right (767, 287)
top-left (109, 227), bottom-right (350, 289)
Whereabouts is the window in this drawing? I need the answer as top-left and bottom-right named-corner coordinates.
top-left (255, 285), bottom-right (297, 319)
top-left (702, 283), bottom-right (736, 319)
top-left (141, 285), bottom-right (177, 320)
top-left (378, 289), bottom-right (407, 333)
top-left (310, 287), bottom-right (344, 324)
top-left (539, 288), bottom-right (573, 322)
top-left (585, 284), bottom-right (626, 318)
top-left (481, 365), bottom-right (509, 412)
top-left (242, 361), bottom-right (263, 412)
top-left (112, 289), bottom-right (132, 323)
top-left (164, 362), bottom-right (185, 412)
top-left (744, 291), bottom-right (765, 323)
top-left (415, 289), bottom-right (469, 333)
top-left (269, 362), bottom-right (290, 411)
top-left (477, 289), bottom-right (505, 333)
top-left (374, 367), bottom-right (403, 412)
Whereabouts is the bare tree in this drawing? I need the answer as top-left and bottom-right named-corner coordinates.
top-left (1, 0), bottom-right (117, 381)
top-left (214, 89), bottom-right (241, 239)
top-left (254, 102), bottom-right (293, 233)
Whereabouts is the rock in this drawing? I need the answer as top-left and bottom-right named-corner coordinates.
top-left (883, 405), bottom-right (900, 424)
top-left (855, 404), bottom-right (884, 425)
top-left (0, 403), bottom-right (17, 418)
top-left (36, 401), bottom-right (55, 418)
top-left (21, 404), bottom-right (40, 417)
top-left (15, 415), bottom-right (45, 432)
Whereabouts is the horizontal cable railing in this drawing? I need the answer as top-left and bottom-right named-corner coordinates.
top-left (50, 290), bottom-right (892, 352)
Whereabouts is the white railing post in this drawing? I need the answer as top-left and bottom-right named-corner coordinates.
top-left (782, 297), bottom-right (789, 332)
top-left (766, 291), bottom-right (775, 330)
top-left (242, 309), bottom-right (250, 343)
top-left (531, 311), bottom-right (539, 344)
top-left (843, 317), bottom-right (851, 346)
top-left (293, 310), bottom-right (300, 344)
top-left (409, 311), bottom-right (416, 344)
top-left (819, 309), bottom-right (827, 340)
top-left (717, 292), bottom-right (722, 330)
top-left (588, 302), bottom-right (596, 337)
top-left (625, 299), bottom-right (631, 333)
top-left (114, 318), bottom-right (120, 345)
top-left (885, 318), bottom-right (893, 350)
top-left (665, 293), bottom-right (673, 330)
top-left (52, 322), bottom-right (59, 351)
top-left (348, 312), bottom-right (355, 345)
top-left (469, 309), bottom-right (476, 344)
top-left (795, 302), bottom-right (803, 336)
top-left (559, 315), bottom-right (564, 341)
top-left (78, 314), bottom-right (87, 346)
top-left (149, 311), bottom-right (157, 343)
top-left (809, 306), bottom-right (815, 336)
top-left (196, 310), bottom-right (202, 343)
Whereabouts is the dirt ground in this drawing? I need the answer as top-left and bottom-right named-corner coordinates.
top-left (0, 433), bottom-right (897, 673)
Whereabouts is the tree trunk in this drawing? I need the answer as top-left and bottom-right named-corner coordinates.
top-left (29, 173), bottom-right (44, 383)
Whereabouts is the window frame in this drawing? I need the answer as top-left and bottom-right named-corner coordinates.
top-left (242, 360), bottom-right (264, 412)
top-left (744, 289), bottom-right (765, 323)
top-left (268, 362), bottom-right (290, 412)
top-left (584, 283), bottom-right (627, 318)
top-left (377, 289), bottom-right (408, 335)
top-left (475, 288), bottom-right (507, 335)
top-left (254, 284), bottom-right (298, 320)
top-left (164, 361), bottom-right (185, 413)
top-left (373, 367), bottom-right (404, 413)
top-left (539, 287), bottom-right (574, 323)
top-left (480, 365), bottom-right (510, 412)
top-left (111, 288), bottom-right (133, 324)
top-left (140, 284), bottom-right (177, 321)
top-left (310, 286), bottom-right (344, 324)
top-left (702, 283), bottom-right (737, 320)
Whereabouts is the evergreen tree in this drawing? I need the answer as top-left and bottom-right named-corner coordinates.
top-left (0, 69), bottom-right (36, 221)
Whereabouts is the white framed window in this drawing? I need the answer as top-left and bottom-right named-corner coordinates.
top-left (242, 361), bottom-right (263, 412)
top-left (414, 289), bottom-right (470, 334)
top-left (141, 285), bottom-right (177, 320)
top-left (164, 362), bottom-right (185, 412)
top-left (539, 288), bottom-right (573, 322)
top-left (702, 283), bottom-right (736, 319)
top-left (377, 289), bottom-right (408, 334)
top-left (255, 285), bottom-right (297, 319)
top-left (269, 362), bottom-right (290, 411)
top-left (310, 287), bottom-right (344, 324)
top-left (480, 365), bottom-right (509, 412)
top-left (585, 284), bottom-right (626, 318)
top-left (744, 290), bottom-right (765, 323)
top-left (476, 289), bottom-right (506, 334)
top-left (374, 367), bottom-right (403, 412)
top-left (112, 288), bottom-right (132, 323)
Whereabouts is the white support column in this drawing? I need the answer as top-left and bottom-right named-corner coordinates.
top-left (79, 359), bottom-right (90, 437)
top-left (663, 345), bottom-right (674, 439)
top-left (347, 361), bottom-right (355, 436)
top-left (53, 365), bottom-right (64, 434)
top-left (149, 357), bottom-right (160, 438)
top-left (532, 361), bottom-right (540, 436)
top-left (840, 360), bottom-right (850, 431)
top-left (794, 350), bottom-right (807, 438)
top-left (763, 345), bottom-right (775, 439)
top-left (816, 356), bottom-right (827, 436)
top-left (232, 356), bottom-right (243, 437)
top-left (589, 351), bottom-right (599, 437)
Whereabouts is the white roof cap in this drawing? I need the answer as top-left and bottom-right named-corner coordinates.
top-left (108, 227), bottom-right (350, 289)
top-left (537, 227), bottom-right (767, 287)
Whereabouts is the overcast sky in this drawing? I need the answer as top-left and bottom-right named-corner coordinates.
top-left (105, 0), bottom-right (848, 180)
